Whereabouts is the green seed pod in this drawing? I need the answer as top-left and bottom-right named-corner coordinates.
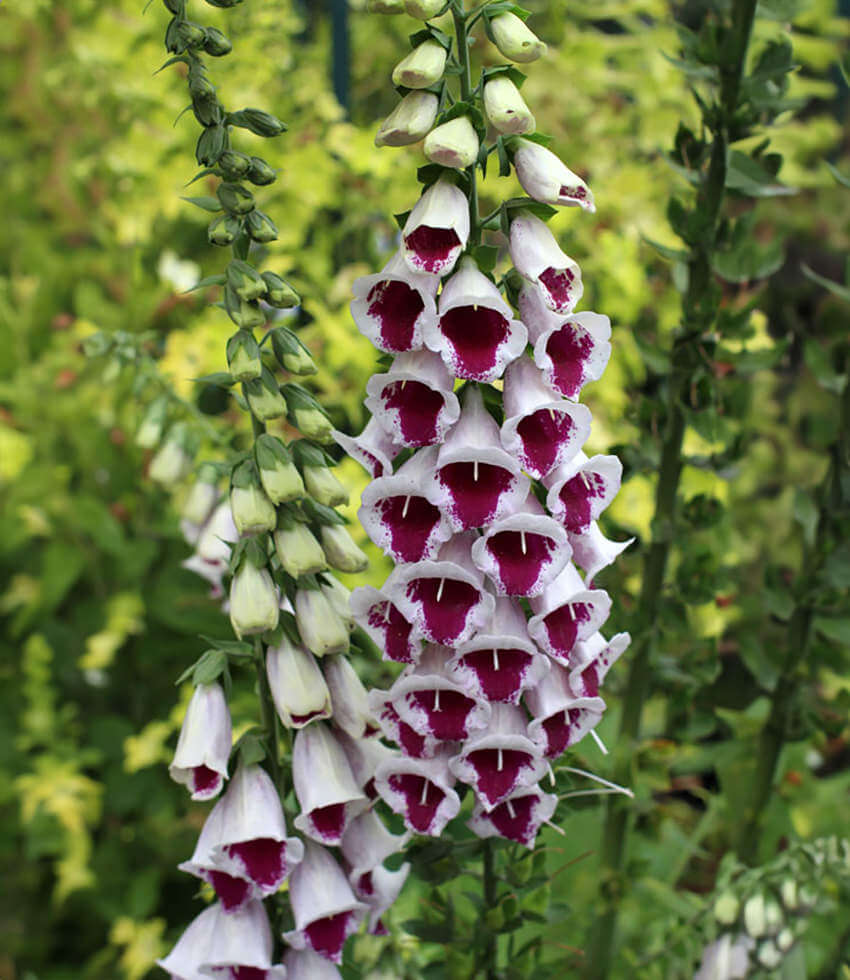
top-left (226, 260), bottom-right (266, 302)
top-left (174, 20), bottom-right (207, 50)
top-left (261, 272), bottom-right (300, 309)
top-left (196, 125), bottom-right (228, 166)
top-left (203, 27), bottom-right (232, 56)
top-left (224, 286), bottom-right (266, 329)
top-left (217, 182), bottom-right (255, 215)
top-left (217, 149), bottom-right (252, 179)
top-left (226, 330), bottom-right (262, 382)
top-left (245, 210), bottom-right (278, 244)
top-left (207, 214), bottom-right (241, 246)
top-left (247, 157), bottom-right (277, 186)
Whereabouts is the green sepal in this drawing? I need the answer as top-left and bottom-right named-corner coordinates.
top-left (181, 195), bottom-right (221, 213)
top-left (255, 433), bottom-right (293, 470)
top-left (301, 497), bottom-right (346, 527)
top-left (409, 26), bottom-right (452, 51)
top-left (290, 439), bottom-right (335, 469)
top-left (218, 182), bottom-right (256, 215)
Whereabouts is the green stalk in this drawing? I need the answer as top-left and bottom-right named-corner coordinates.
top-left (585, 1), bottom-right (757, 974)
top-left (482, 839), bottom-right (499, 979)
top-left (254, 635), bottom-right (282, 790)
top-left (452, 1), bottom-right (479, 246)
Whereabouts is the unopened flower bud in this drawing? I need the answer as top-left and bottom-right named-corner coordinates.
top-left (271, 327), bottom-right (316, 375)
top-left (255, 434), bottom-right (304, 504)
top-left (203, 26), bottom-right (232, 56)
top-left (231, 107), bottom-right (286, 137)
top-left (713, 892), bottom-right (740, 926)
top-left (284, 386), bottom-right (333, 442)
top-left (245, 210), bottom-right (278, 243)
top-left (175, 20), bottom-right (207, 50)
top-left (225, 287), bottom-right (266, 329)
top-left (274, 520), bottom-right (327, 578)
top-left (230, 461), bottom-right (276, 536)
top-left (149, 430), bottom-right (193, 487)
top-left (780, 878), bottom-right (798, 911)
top-left (375, 91), bottom-right (439, 147)
top-left (196, 124), bottom-right (227, 167)
top-left (169, 681), bottom-right (232, 800)
top-left (776, 928), bottom-right (794, 952)
top-left (513, 139), bottom-right (594, 211)
top-left (489, 12), bottom-right (547, 63)
top-left (247, 156), bottom-right (276, 185)
top-left (368, 0), bottom-right (405, 11)
top-left (226, 259), bottom-right (266, 301)
top-left (743, 893), bottom-right (768, 938)
top-left (756, 940), bottom-right (782, 970)
top-left (296, 586), bottom-right (350, 656)
top-left (230, 556), bottom-right (279, 637)
top-left (392, 41), bottom-right (447, 89)
top-left (245, 371), bottom-right (288, 421)
top-left (483, 76), bottom-right (535, 135)
top-left (208, 214), bottom-right (241, 246)
top-left (320, 576), bottom-right (354, 630)
top-left (136, 398), bottom-right (168, 449)
top-left (226, 330), bottom-right (262, 381)
top-left (321, 525), bottom-right (368, 573)
top-left (424, 115), bottom-right (479, 169)
top-left (267, 634), bottom-right (332, 728)
top-left (261, 272), bottom-right (300, 309)
top-left (217, 149), bottom-right (252, 179)
top-left (304, 465), bottom-right (348, 508)
top-left (182, 464), bottom-right (219, 526)
top-left (218, 182), bottom-right (255, 215)
top-left (405, 0), bottom-right (445, 17)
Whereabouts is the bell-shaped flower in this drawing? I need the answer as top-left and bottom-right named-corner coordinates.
top-left (284, 948), bottom-right (343, 980)
top-left (169, 682), bottom-right (232, 801)
top-left (196, 502), bottom-right (238, 567)
top-left (341, 808), bottom-right (410, 901)
top-left (483, 76), bottom-right (535, 135)
top-left (470, 490), bottom-right (571, 597)
top-left (488, 11), bottom-right (547, 63)
top-left (350, 251), bottom-right (438, 353)
top-left (694, 934), bottom-right (754, 980)
top-left (510, 213), bottom-right (582, 314)
top-left (230, 460), bottom-right (276, 536)
top-left (266, 632), bottom-right (332, 728)
top-left (374, 749), bottom-right (462, 836)
top-left (292, 722), bottom-right (369, 844)
top-left (332, 416), bottom-right (399, 478)
top-left (568, 631), bottom-right (630, 696)
top-left (383, 534), bottom-right (496, 646)
top-left (544, 451), bottom-right (622, 534)
top-left (369, 687), bottom-right (443, 758)
top-left (449, 703), bottom-right (546, 810)
top-left (158, 901), bottom-right (287, 980)
top-left (426, 257), bottom-right (527, 382)
top-left (337, 729), bottom-right (400, 798)
top-left (282, 841), bottom-right (367, 964)
top-left (513, 139), bottom-right (594, 211)
top-left (357, 861), bottom-right (412, 935)
top-left (182, 465), bottom-right (219, 529)
top-left (295, 583), bottom-right (350, 656)
top-left (359, 448), bottom-right (452, 564)
top-left (178, 764), bottom-right (304, 910)
top-left (181, 551), bottom-right (227, 598)
top-left (567, 521), bottom-right (633, 583)
top-left (434, 386), bottom-right (530, 530)
top-left (229, 553), bottom-right (280, 638)
top-left (375, 90), bottom-right (438, 147)
top-left (467, 786), bottom-right (558, 848)
top-left (525, 661), bottom-right (606, 758)
top-left (392, 40), bottom-right (447, 89)
top-left (321, 524), bottom-right (369, 574)
top-left (149, 435), bottom-right (192, 488)
top-left (365, 349), bottom-right (460, 448)
top-left (424, 115), bottom-right (479, 170)
top-left (323, 654), bottom-right (379, 739)
top-left (449, 597), bottom-right (548, 705)
top-left (255, 433), bottom-right (305, 505)
top-left (274, 515), bottom-right (327, 578)
top-left (500, 355), bottom-right (592, 479)
top-left (527, 562), bottom-right (612, 664)
top-left (385, 644), bottom-right (491, 743)
top-left (350, 586), bottom-right (423, 665)
top-left (518, 283), bottom-right (612, 400)
top-left (401, 178), bottom-right (470, 277)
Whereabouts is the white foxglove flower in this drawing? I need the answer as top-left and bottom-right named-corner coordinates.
top-left (374, 749), bottom-right (462, 836)
top-left (149, 439), bottom-right (192, 488)
top-left (513, 138), bottom-right (594, 211)
top-left (322, 654), bottom-right (378, 739)
top-left (274, 520), bottom-right (327, 577)
top-left (157, 901), bottom-right (218, 979)
top-left (424, 115), bottom-right (479, 170)
top-left (489, 12), bottom-right (547, 63)
top-left (368, 687), bottom-right (443, 759)
top-left (392, 40), bottom-right (447, 89)
top-left (266, 633), bottom-right (332, 728)
top-left (350, 586), bottom-right (423, 665)
top-left (295, 585), bottom-right (350, 656)
top-left (182, 467), bottom-right (219, 528)
top-left (350, 252), bottom-right (438, 354)
top-left (527, 562), bottom-right (612, 665)
top-left (320, 524), bottom-right (369, 573)
top-left (283, 841), bottom-right (367, 963)
top-left (404, 0), bottom-right (445, 18)
top-left (229, 559), bottom-right (279, 638)
top-left (283, 948), bottom-right (343, 980)
top-left (170, 682), bottom-right (232, 801)
top-left (544, 451), bottom-right (622, 534)
top-left (467, 786), bottom-right (557, 848)
top-left (196, 503), bottom-right (238, 566)
top-left (694, 934), bottom-right (754, 980)
top-left (365, 349), bottom-right (460, 448)
top-left (401, 178), bottom-right (470, 277)
top-left (375, 91), bottom-right (439, 147)
top-left (518, 283), bottom-right (611, 400)
top-left (483, 76), bottom-right (535, 135)
top-left (567, 521), bottom-right (634, 583)
top-left (500, 355), bottom-right (592, 479)
top-left (510, 213), bottom-right (582, 314)
top-left (292, 722), bottom-right (368, 844)
top-left (342, 808), bottom-right (411, 930)
top-left (426, 257), bottom-right (527, 382)
top-left (337, 729), bottom-right (400, 799)
top-left (332, 417), bottom-right (399, 478)
top-left (525, 660), bottom-right (606, 759)
top-left (568, 631), bottom-right (630, 698)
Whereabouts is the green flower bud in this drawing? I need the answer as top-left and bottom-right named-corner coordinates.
top-left (208, 214), bottom-right (241, 246)
top-left (375, 91), bottom-right (438, 147)
top-left (392, 40), bottom-right (447, 89)
top-left (229, 558), bottom-right (279, 638)
top-left (404, 0), bottom-right (446, 17)
top-left (483, 76), bottom-right (536, 135)
top-left (217, 149), bottom-right (252, 179)
top-left (188, 65), bottom-right (216, 102)
top-left (261, 273), bottom-right (300, 309)
top-left (226, 260), bottom-right (266, 302)
top-left (320, 525), bottom-right (368, 573)
top-left (247, 157), bottom-right (276, 186)
top-left (271, 327), bottom-right (316, 376)
top-left (303, 465), bottom-right (348, 508)
top-left (229, 108), bottom-right (286, 137)
top-left (780, 878), bottom-right (798, 911)
top-left (367, 0), bottom-right (405, 11)
top-left (488, 12), bottom-right (547, 63)
top-left (424, 115), bottom-right (479, 169)
top-left (274, 521), bottom-right (327, 578)
top-left (203, 27), bottom-right (232, 56)
top-left (743, 893), bottom-right (767, 938)
top-left (283, 386), bottom-right (333, 442)
top-left (244, 370), bottom-right (288, 421)
top-left (193, 97), bottom-right (223, 128)
top-left (713, 892), bottom-right (740, 926)
top-left (245, 210), bottom-right (278, 244)
top-left (776, 928), bottom-right (794, 953)
top-left (295, 586), bottom-right (349, 656)
top-left (756, 940), bottom-right (782, 970)
top-left (319, 576), bottom-right (354, 630)
top-left (224, 286), bottom-right (266, 329)
top-left (149, 437), bottom-right (192, 487)
top-left (196, 125), bottom-right (228, 166)
top-left (230, 460), bottom-right (276, 535)
top-left (173, 20), bottom-right (207, 51)
top-left (136, 398), bottom-right (168, 449)
top-left (182, 464), bottom-right (220, 526)
top-left (226, 330), bottom-right (262, 382)
top-left (255, 434), bottom-right (304, 504)
top-left (217, 182), bottom-right (255, 215)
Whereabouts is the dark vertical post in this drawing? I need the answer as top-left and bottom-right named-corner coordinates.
top-left (330, 0), bottom-right (350, 114)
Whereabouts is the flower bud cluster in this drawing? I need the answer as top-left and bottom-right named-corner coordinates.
top-left (347, 0), bottom-right (630, 850)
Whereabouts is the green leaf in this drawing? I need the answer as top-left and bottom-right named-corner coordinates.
top-left (825, 161), bottom-right (850, 190)
top-left (814, 616), bottom-right (850, 645)
top-left (471, 244), bottom-right (499, 275)
top-left (801, 263), bottom-right (850, 303)
top-left (792, 488), bottom-right (819, 547)
top-left (193, 648), bottom-right (227, 685)
top-left (725, 151), bottom-right (795, 198)
top-left (185, 274), bottom-right (226, 293)
top-left (822, 543), bottom-right (850, 589)
top-left (199, 635), bottom-right (254, 657)
top-left (181, 195), bottom-right (222, 212)
top-left (643, 236), bottom-right (690, 263)
top-left (192, 371), bottom-right (237, 388)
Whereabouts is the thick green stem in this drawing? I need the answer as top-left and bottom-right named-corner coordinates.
top-left (482, 839), bottom-right (498, 979)
top-left (585, 1), bottom-right (758, 975)
top-left (452, 2), bottom-right (480, 245)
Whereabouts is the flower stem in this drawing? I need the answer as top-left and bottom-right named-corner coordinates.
top-left (482, 838), bottom-right (498, 979)
top-left (254, 635), bottom-right (282, 791)
top-left (452, 2), bottom-right (480, 246)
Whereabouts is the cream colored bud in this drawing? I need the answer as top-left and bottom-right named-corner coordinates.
top-left (424, 115), bottom-right (479, 170)
top-left (489, 12), bottom-right (547, 63)
top-left (483, 76), bottom-right (535, 135)
top-left (321, 525), bottom-right (368, 573)
top-left (368, 0), bottom-right (405, 11)
top-left (295, 588), bottom-right (350, 657)
top-left (149, 441), bottom-right (191, 487)
top-left (292, 407), bottom-right (333, 443)
top-left (231, 484), bottom-right (276, 536)
top-left (304, 466), bottom-right (348, 508)
top-left (404, 0), bottom-right (445, 16)
top-left (392, 41), bottom-right (447, 89)
top-left (274, 524), bottom-right (327, 578)
top-left (375, 91), bottom-right (439, 148)
top-left (229, 562), bottom-right (280, 637)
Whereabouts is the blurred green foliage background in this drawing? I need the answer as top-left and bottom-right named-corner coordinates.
top-left (1, 0), bottom-right (849, 977)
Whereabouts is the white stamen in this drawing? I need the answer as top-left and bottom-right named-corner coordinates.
top-left (420, 779), bottom-right (429, 805)
top-left (506, 799), bottom-right (516, 818)
top-left (402, 495), bottom-right (411, 518)
top-left (436, 577), bottom-right (445, 602)
top-left (473, 304), bottom-right (478, 312)
top-left (580, 471), bottom-right (591, 489)
top-left (548, 408), bottom-right (555, 420)
top-left (590, 729), bottom-right (609, 756)
top-left (558, 765), bottom-right (633, 799)
top-left (547, 761), bottom-right (556, 787)
top-left (568, 604), bottom-right (576, 620)
top-left (383, 602), bottom-right (391, 624)
top-left (492, 648), bottom-right (499, 671)
top-left (401, 380), bottom-right (407, 390)
top-left (497, 747), bottom-right (504, 772)
top-left (433, 687), bottom-right (440, 711)
top-left (520, 530), bottom-right (527, 555)
top-left (543, 819), bottom-right (566, 836)
top-left (473, 458), bottom-right (479, 482)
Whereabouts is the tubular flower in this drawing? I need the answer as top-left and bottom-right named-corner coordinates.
top-left (266, 634), bottom-right (332, 728)
top-left (401, 178), bottom-right (470, 277)
top-left (513, 139), bottom-right (595, 211)
top-left (374, 90), bottom-right (439, 147)
top-left (332, 416), bottom-right (399, 478)
top-left (483, 76), bottom-right (536, 135)
top-left (510, 213), bottom-right (583, 314)
top-left (170, 682), bottom-right (232, 801)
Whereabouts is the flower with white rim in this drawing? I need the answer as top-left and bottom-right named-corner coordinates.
top-left (426, 257), bottom-right (527, 382)
top-left (374, 748), bottom-right (462, 836)
top-left (266, 632), bottom-right (332, 728)
top-left (500, 354), bottom-right (592, 480)
top-left (401, 178), bottom-right (470, 277)
top-left (483, 75), bottom-right (536, 135)
top-left (567, 521), bottom-right (634, 584)
top-left (567, 631), bottom-right (631, 697)
top-left (350, 251), bottom-right (438, 354)
top-left (392, 40), bottom-right (447, 89)
top-left (283, 948), bottom-right (343, 980)
top-left (525, 660), bottom-right (607, 759)
top-left (513, 138), bottom-right (595, 211)
top-left (509, 212), bottom-right (583, 314)
top-left (292, 721), bottom-right (369, 845)
top-left (544, 451), bottom-right (623, 534)
top-left (365, 349), bottom-right (460, 448)
top-left (332, 416), bottom-right (399, 479)
top-left (374, 90), bottom-right (439, 147)
top-left (349, 585), bottom-right (423, 665)
top-left (322, 654), bottom-right (380, 739)
top-left (336, 728), bottom-right (401, 799)
top-left (341, 809), bottom-right (411, 933)
top-left (488, 11), bottom-right (547, 63)
top-left (320, 524), bottom-right (369, 574)
top-left (295, 583), bottom-right (350, 657)
top-left (467, 785), bottom-right (558, 849)
top-left (424, 115), bottom-right (480, 170)
top-left (169, 681), bottom-right (232, 801)
top-left (527, 561), bottom-right (612, 665)
top-left (368, 686), bottom-right (443, 759)
top-left (517, 282), bottom-right (612, 400)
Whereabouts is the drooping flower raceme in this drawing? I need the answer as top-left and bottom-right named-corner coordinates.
top-left (344, 1), bottom-right (631, 856)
